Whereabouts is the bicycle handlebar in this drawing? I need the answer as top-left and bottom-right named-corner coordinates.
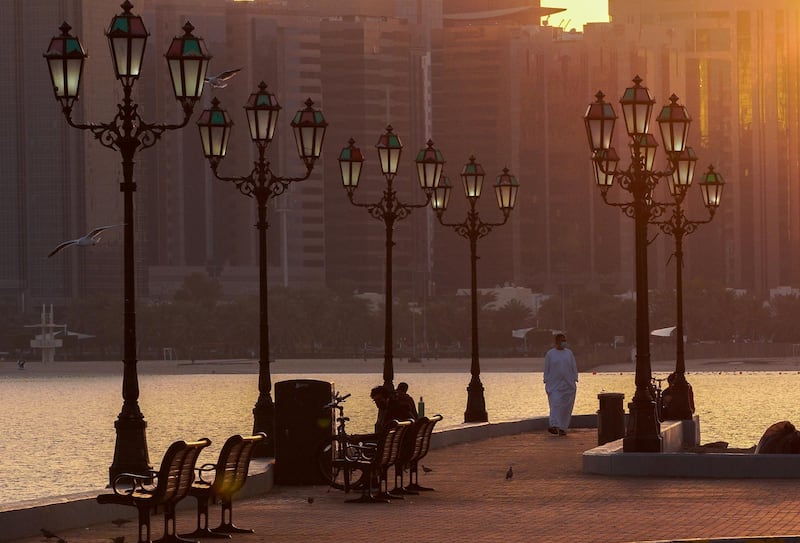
top-left (323, 392), bottom-right (352, 409)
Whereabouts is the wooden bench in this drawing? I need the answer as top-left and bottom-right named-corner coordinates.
top-left (404, 414), bottom-right (443, 492)
top-left (97, 437), bottom-right (211, 543)
top-left (334, 419), bottom-right (412, 503)
top-left (391, 414), bottom-right (443, 494)
top-left (181, 433), bottom-right (266, 539)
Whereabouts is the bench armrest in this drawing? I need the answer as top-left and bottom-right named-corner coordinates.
top-left (349, 443), bottom-right (377, 461)
top-left (111, 470), bottom-right (158, 495)
top-left (195, 463), bottom-right (217, 484)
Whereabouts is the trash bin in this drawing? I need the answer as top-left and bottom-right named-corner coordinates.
top-left (274, 379), bottom-right (333, 484)
top-left (597, 392), bottom-right (625, 445)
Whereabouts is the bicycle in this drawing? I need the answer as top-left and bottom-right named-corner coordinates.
top-left (315, 391), bottom-right (371, 490)
top-left (650, 376), bottom-right (667, 422)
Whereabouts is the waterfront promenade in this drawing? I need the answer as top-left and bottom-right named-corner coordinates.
top-left (9, 428), bottom-right (800, 543)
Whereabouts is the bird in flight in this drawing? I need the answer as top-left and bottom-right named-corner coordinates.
top-left (47, 224), bottom-right (124, 258)
top-left (204, 68), bottom-right (242, 89)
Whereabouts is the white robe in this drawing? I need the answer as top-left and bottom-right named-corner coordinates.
top-left (543, 347), bottom-right (578, 430)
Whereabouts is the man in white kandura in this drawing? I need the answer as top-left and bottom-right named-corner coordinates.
top-left (544, 333), bottom-right (578, 436)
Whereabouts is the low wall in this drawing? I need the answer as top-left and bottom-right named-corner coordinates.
top-left (583, 417), bottom-right (800, 478)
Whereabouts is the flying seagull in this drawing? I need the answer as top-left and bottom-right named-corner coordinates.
top-left (47, 224), bottom-right (125, 258)
top-left (204, 68), bottom-right (242, 89)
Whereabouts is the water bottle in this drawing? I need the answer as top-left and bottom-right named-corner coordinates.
top-left (418, 396), bottom-right (425, 417)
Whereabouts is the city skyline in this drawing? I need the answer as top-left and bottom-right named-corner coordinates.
top-left (3, 0), bottom-right (800, 316)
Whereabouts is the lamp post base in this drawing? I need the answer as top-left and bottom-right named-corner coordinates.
top-left (253, 395), bottom-right (275, 457)
top-left (622, 397), bottom-right (662, 452)
top-left (464, 378), bottom-right (488, 423)
top-left (109, 415), bottom-right (151, 484)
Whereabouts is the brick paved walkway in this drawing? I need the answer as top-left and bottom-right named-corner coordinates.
top-left (12, 429), bottom-right (800, 543)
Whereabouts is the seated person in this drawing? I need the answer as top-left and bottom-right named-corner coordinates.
top-left (393, 382), bottom-right (419, 420)
top-left (660, 372), bottom-right (695, 420)
top-left (371, 384), bottom-right (415, 431)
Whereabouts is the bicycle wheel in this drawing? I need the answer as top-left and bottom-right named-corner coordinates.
top-left (316, 441), bottom-right (367, 491)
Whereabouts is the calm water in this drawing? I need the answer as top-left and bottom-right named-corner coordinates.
top-left (2, 369), bottom-right (799, 506)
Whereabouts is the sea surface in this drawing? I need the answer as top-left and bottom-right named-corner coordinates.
top-left (2, 368), bottom-right (799, 506)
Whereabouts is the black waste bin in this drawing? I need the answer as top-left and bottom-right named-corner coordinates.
top-left (274, 379), bottom-right (333, 485)
top-left (597, 392), bottom-right (625, 445)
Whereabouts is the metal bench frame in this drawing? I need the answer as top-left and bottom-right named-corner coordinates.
top-left (181, 433), bottom-right (266, 538)
top-left (97, 438), bottom-right (211, 543)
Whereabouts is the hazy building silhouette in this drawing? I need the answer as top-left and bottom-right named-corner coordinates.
top-left (10, 0), bottom-right (800, 316)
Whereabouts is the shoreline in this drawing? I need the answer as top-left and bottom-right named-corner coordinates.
top-left (4, 355), bottom-right (800, 377)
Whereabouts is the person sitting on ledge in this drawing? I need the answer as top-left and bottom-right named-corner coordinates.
top-left (660, 372), bottom-right (695, 420)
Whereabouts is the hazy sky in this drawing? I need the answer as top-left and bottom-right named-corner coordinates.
top-left (546, 0), bottom-right (610, 31)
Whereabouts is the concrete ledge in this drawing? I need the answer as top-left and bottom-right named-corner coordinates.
top-left (431, 414), bottom-right (596, 450)
top-left (583, 418), bottom-right (800, 478)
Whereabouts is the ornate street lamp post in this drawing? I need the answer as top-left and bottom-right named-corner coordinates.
top-left (44, 1), bottom-right (211, 482)
top-left (430, 157), bottom-right (519, 423)
top-left (652, 159), bottom-right (725, 420)
top-left (584, 77), bottom-right (696, 452)
top-left (196, 83), bottom-right (327, 455)
top-left (338, 131), bottom-right (444, 389)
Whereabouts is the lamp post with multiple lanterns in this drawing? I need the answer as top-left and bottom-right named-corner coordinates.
top-left (44, 0), bottom-right (211, 482)
top-left (338, 130), bottom-right (444, 389)
top-left (196, 83), bottom-right (327, 455)
top-left (652, 158), bottom-right (725, 420)
top-left (430, 157), bottom-right (519, 423)
top-left (584, 76), bottom-right (710, 452)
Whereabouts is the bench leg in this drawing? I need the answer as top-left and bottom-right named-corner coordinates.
top-left (211, 499), bottom-right (254, 534)
top-left (374, 467), bottom-right (404, 500)
top-left (391, 463), bottom-right (419, 495)
top-left (154, 504), bottom-right (198, 543)
top-left (405, 463), bottom-right (435, 492)
top-left (180, 495), bottom-right (230, 539)
top-left (136, 505), bottom-right (151, 543)
top-left (345, 466), bottom-right (389, 504)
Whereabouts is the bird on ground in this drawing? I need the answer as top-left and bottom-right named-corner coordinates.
top-left (307, 497), bottom-right (314, 504)
top-left (506, 465), bottom-right (514, 480)
top-left (111, 536), bottom-right (125, 543)
top-left (111, 519), bottom-right (131, 528)
top-left (421, 464), bottom-right (433, 473)
top-left (204, 68), bottom-right (242, 89)
top-left (40, 528), bottom-right (59, 540)
top-left (47, 224), bottom-right (124, 257)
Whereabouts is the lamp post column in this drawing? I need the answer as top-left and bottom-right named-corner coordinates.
top-left (45, 5), bottom-right (211, 482)
top-left (113, 129), bottom-right (149, 478)
top-left (652, 163), bottom-right (724, 421)
top-left (624, 176), bottom-right (661, 452)
top-left (252, 179), bottom-right (275, 450)
top-left (464, 224), bottom-right (487, 422)
top-left (430, 162), bottom-right (519, 424)
top-left (337, 132), bottom-right (443, 392)
top-left (383, 210), bottom-right (396, 388)
top-left (197, 89), bottom-right (328, 457)
top-left (667, 226), bottom-right (694, 418)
